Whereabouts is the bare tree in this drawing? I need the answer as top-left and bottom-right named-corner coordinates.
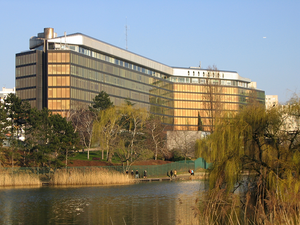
top-left (67, 105), bottom-right (96, 159)
top-left (145, 116), bottom-right (168, 160)
top-left (203, 65), bottom-right (223, 133)
top-left (167, 130), bottom-right (203, 161)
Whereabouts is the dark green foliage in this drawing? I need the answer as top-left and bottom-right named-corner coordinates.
top-left (89, 91), bottom-right (113, 112)
top-left (197, 112), bottom-right (203, 131)
top-left (169, 149), bottom-right (186, 161)
top-left (2, 94), bottom-right (31, 167)
top-left (0, 94), bottom-right (79, 168)
top-left (124, 98), bottom-right (135, 106)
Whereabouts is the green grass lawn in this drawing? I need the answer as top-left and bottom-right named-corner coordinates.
top-left (70, 151), bottom-right (122, 164)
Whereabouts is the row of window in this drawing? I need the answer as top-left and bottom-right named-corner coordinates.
top-left (173, 84), bottom-right (242, 95)
top-left (65, 47), bottom-right (167, 79)
top-left (69, 62), bottom-right (172, 91)
top-left (173, 104), bottom-right (239, 117)
top-left (173, 101), bottom-right (240, 110)
top-left (16, 52), bottom-right (36, 66)
top-left (173, 125), bottom-right (199, 131)
top-left (48, 88), bottom-right (70, 98)
top-left (187, 70), bottom-right (225, 78)
top-left (171, 76), bottom-right (249, 87)
top-left (16, 88), bottom-right (36, 100)
top-left (48, 52), bottom-right (70, 63)
top-left (70, 68), bottom-right (173, 100)
top-left (70, 86), bottom-right (174, 113)
top-left (16, 76), bottom-right (36, 89)
top-left (173, 93), bottom-right (240, 102)
top-left (16, 65), bottom-right (36, 77)
top-left (48, 99), bottom-right (70, 110)
top-left (48, 76), bottom-right (70, 87)
top-left (48, 64), bottom-right (70, 74)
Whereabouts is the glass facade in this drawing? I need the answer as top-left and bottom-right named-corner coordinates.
top-left (45, 50), bottom-right (174, 122)
top-left (16, 50), bottom-right (42, 109)
top-left (16, 38), bottom-right (265, 131)
top-left (172, 82), bottom-right (256, 131)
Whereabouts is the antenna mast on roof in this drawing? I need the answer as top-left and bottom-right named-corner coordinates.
top-left (64, 31), bottom-right (67, 49)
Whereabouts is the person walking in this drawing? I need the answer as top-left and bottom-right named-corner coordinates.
top-left (135, 170), bottom-right (139, 179)
top-left (144, 170), bottom-right (147, 178)
top-left (174, 170), bottom-right (177, 178)
top-left (170, 170), bottom-right (173, 179)
top-left (191, 169), bottom-right (194, 176)
top-left (131, 170), bottom-right (134, 178)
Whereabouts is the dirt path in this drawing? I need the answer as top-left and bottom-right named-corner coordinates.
top-left (69, 159), bottom-right (172, 167)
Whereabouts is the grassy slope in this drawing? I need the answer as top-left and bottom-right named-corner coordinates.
top-left (70, 151), bottom-right (122, 164)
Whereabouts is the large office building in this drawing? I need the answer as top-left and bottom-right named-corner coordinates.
top-left (16, 28), bottom-right (265, 131)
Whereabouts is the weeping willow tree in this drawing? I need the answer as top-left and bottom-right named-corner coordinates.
top-left (196, 98), bottom-right (300, 199)
top-left (118, 103), bottom-right (148, 165)
top-left (92, 106), bottom-right (122, 163)
top-left (195, 97), bottom-right (300, 223)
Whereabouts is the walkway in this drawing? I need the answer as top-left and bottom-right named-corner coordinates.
top-left (136, 172), bottom-right (209, 182)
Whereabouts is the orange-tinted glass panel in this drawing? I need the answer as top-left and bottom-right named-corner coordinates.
top-left (48, 53), bottom-right (53, 63)
top-left (48, 88), bottom-right (53, 98)
top-left (48, 77), bottom-right (52, 86)
top-left (57, 53), bottom-right (61, 63)
top-left (57, 77), bottom-right (61, 86)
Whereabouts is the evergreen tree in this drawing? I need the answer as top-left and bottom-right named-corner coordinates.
top-left (197, 112), bottom-right (203, 131)
top-left (89, 91), bottom-right (113, 112)
top-left (3, 94), bottom-right (31, 167)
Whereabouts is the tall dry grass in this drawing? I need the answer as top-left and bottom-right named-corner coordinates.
top-left (0, 172), bottom-right (41, 187)
top-left (51, 168), bottom-right (134, 185)
top-left (191, 179), bottom-right (300, 225)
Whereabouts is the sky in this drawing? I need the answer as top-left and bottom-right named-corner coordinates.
top-left (0, 0), bottom-right (299, 103)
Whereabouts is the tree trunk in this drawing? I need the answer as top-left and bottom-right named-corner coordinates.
top-left (65, 149), bottom-right (68, 167)
top-left (107, 151), bottom-right (112, 163)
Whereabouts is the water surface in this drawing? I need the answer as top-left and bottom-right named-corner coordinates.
top-left (0, 180), bottom-right (208, 225)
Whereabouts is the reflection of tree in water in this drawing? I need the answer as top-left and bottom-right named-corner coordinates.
top-left (0, 181), bottom-right (204, 224)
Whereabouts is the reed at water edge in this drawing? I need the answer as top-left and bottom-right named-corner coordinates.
top-left (0, 172), bottom-right (41, 187)
top-left (191, 180), bottom-right (300, 225)
top-left (50, 167), bottom-right (134, 185)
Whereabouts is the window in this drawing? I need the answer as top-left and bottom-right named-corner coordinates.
top-left (200, 79), bottom-right (206, 84)
top-left (192, 78), bottom-right (199, 83)
top-left (178, 78), bottom-right (185, 83)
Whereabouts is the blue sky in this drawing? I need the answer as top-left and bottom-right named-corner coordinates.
top-left (0, 0), bottom-right (299, 103)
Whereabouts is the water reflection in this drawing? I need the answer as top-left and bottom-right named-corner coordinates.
top-left (0, 180), bottom-right (208, 225)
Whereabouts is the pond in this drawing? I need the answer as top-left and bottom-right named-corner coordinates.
top-left (0, 180), bottom-right (208, 225)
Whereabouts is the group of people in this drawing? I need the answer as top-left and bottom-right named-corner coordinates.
top-left (125, 168), bottom-right (195, 179)
top-left (126, 170), bottom-right (147, 179)
top-left (167, 170), bottom-right (177, 179)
